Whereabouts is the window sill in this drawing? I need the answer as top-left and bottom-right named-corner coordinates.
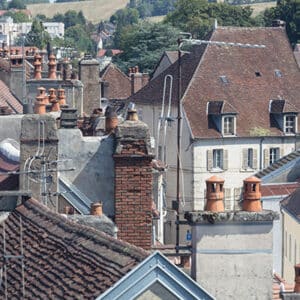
top-left (240, 168), bottom-right (256, 172)
top-left (209, 168), bottom-right (225, 173)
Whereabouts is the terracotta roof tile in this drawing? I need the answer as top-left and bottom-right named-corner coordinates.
top-left (0, 199), bottom-right (149, 299)
top-left (0, 80), bottom-right (22, 113)
top-left (261, 183), bottom-right (300, 197)
top-left (101, 63), bottom-right (131, 100)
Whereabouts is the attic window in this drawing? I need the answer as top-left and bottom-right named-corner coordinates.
top-left (220, 75), bottom-right (228, 84)
top-left (255, 72), bottom-right (261, 77)
top-left (275, 69), bottom-right (282, 77)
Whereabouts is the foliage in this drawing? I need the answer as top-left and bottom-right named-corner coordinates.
top-left (164, 0), bottom-right (257, 38)
top-left (25, 19), bottom-right (51, 49)
top-left (0, 0), bottom-right (7, 9)
top-left (3, 11), bottom-right (30, 22)
top-left (64, 24), bottom-right (96, 55)
top-left (128, 0), bottom-right (176, 17)
top-left (110, 8), bottom-right (139, 27)
top-left (112, 21), bottom-right (180, 73)
top-left (52, 10), bottom-right (86, 29)
top-left (263, 0), bottom-right (300, 44)
top-left (8, 0), bottom-right (26, 9)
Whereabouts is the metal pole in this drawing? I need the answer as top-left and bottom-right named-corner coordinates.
top-left (176, 38), bottom-right (182, 253)
top-left (22, 34), bottom-right (26, 105)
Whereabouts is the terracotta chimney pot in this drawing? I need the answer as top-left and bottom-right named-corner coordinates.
top-left (105, 108), bottom-right (118, 133)
top-left (48, 54), bottom-right (57, 79)
top-left (205, 175), bottom-right (225, 212)
top-left (49, 88), bottom-right (60, 112)
top-left (126, 109), bottom-right (139, 121)
top-left (57, 88), bottom-right (67, 107)
top-left (90, 202), bottom-right (103, 216)
top-left (295, 264), bottom-right (300, 293)
top-left (242, 176), bottom-right (262, 212)
top-left (33, 53), bottom-right (42, 80)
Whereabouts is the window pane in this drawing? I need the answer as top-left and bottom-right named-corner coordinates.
top-left (269, 148), bottom-right (279, 165)
top-left (247, 148), bottom-right (253, 168)
top-left (223, 116), bottom-right (234, 135)
top-left (285, 115), bottom-right (296, 134)
top-left (213, 149), bottom-right (223, 169)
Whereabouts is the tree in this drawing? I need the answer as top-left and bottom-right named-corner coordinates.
top-left (25, 19), bottom-right (50, 49)
top-left (113, 21), bottom-right (180, 73)
top-left (4, 11), bottom-right (30, 22)
top-left (263, 0), bottom-right (300, 44)
top-left (8, 0), bottom-right (26, 9)
top-left (164, 0), bottom-right (256, 38)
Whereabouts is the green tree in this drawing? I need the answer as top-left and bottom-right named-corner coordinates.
top-left (4, 11), bottom-right (30, 22)
top-left (0, 0), bottom-right (7, 9)
top-left (263, 0), bottom-right (300, 44)
top-left (164, 0), bottom-right (256, 38)
top-left (25, 19), bottom-right (50, 49)
top-left (8, 0), bottom-right (26, 9)
top-left (113, 21), bottom-right (180, 73)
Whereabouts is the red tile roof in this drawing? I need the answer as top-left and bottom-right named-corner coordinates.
top-left (130, 27), bottom-right (300, 139)
top-left (97, 49), bottom-right (123, 57)
top-left (261, 183), bottom-right (300, 197)
top-left (0, 198), bottom-right (149, 299)
top-left (101, 63), bottom-right (131, 100)
top-left (0, 80), bottom-right (22, 113)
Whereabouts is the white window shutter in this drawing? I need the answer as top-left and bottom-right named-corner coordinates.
top-left (207, 150), bottom-right (213, 171)
top-left (242, 148), bottom-right (248, 170)
top-left (253, 149), bottom-right (258, 169)
top-left (223, 149), bottom-right (228, 170)
top-left (224, 188), bottom-right (231, 210)
top-left (234, 187), bottom-right (242, 210)
top-left (280, 147), bottom-right (284, 158)
top-left (263, 149), bottom-right (269, 168)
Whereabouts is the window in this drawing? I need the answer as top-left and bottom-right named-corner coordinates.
top-left (213, 149), bottom-right (223, 169)
top-left (220, 75), bottom-right (229, 84)
top-left (222, 116), bottom-right (235, 136)
top-left (255, 71), bottom-right (261, 77)
top-left (275, 69), bottom-right (282, 78)
top-left (269, 147), bottom-right (280, 165)
top-left (284, 115), bottom-right (296, 134)
top-left (207, 149), bottom-right (228, 171)
top-left (242, 148), bottom-right (257, 170)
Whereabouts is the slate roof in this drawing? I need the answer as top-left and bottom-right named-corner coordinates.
top-left (0, 80), bottom-right (22, 113)
top-left (255, 149), bottom-right (300, 179)
top-left (0, 198), bottom-right (148, 299)
top-left (130, 27), bottom-right (300, 139)
top-left (100, 63), bottom-right (131, 100)
top-left (281, 188), bottom-right (300, 221)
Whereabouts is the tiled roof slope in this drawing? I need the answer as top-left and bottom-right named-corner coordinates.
top-left (0, 198), bottom-right (148, 299)
top-left (255, 149), bottom-right (300, 179)
top-left (281, 187), bottom-right (300, 220)
top-left (130, 27), bottom-right (300, 139)
top-left (0, 80), bottom-right (22, 113)
top-left (101, 63), bottom-right (131, 99)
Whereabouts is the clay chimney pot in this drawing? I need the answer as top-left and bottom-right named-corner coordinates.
top-left (205, 175), bottom-right (225, 212)
top-left (242, 176), bottom-right (262, 212)
top-left (90, 202), bottom-right (103, 216)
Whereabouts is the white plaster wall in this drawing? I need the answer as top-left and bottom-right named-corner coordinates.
top-left (193, 137), bottom-right (296, 210)
top-left (192, 223), bottom-right (274, 300)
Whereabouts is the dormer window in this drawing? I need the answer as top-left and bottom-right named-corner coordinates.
top-left (222, 115), bottom-right (236, 136)
top-left (284, 114), bottom-right (297, 134)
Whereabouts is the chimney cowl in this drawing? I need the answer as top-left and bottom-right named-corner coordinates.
top-left (242, 176), bottom-right (262, 212)
top-left (205, 175), bottom-right (225, 212)
top-left (90, 202), bottom-right (103, 216)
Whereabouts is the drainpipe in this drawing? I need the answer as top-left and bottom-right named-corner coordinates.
top-left (259, 137), bottom-right (265, 170)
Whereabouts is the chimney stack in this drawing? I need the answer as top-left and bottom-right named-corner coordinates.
top-left (126, 103), bottom-right (139, 121)
top-left (104, 107), bottom-right (118, 134)
top-left (242, 176), bottom-right (262, 212)
top-left (205, 175), bottom-right (225, 212)
top-left (33, 53), bottom-right (42, 80)
top-left (90, 202), bottom-right (103, 216)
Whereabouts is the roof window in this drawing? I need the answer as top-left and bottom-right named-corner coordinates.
top-left (255, 72), bottom-right (261, 77)
top-left (220, 75), bottom-right (228, 84)
top-left (275, 69), bottom-right (282, 77)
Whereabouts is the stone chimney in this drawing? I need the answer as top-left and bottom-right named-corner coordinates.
top-left (242, 176), bottom-right (262, 212)
top-left (48, 54), bottom-right (57, 79)
top-left (184, 176), bottom-right (279, 299)
top-left (205, 175), bottom-right (224, 212)
top-left (33, 53), bottom-right (42, 80)
top-left (113, 107), bottom-right (154, 249)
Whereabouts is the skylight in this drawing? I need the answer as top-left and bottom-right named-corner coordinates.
top-left (275, 69), bottom-right (282, 77)
top-left (220, 75), bottom-right (228, 84)
top-left (255, 72), bottom-right (261, 77)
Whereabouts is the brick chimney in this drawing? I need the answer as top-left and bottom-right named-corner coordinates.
top-left (205, 175), bottom-right (224, 212)
top-left (242, 176), bottom-right (262, 212)
top-left (33, 53), bottom-right (42, 80)
top-left (130, 66), bottom-right (143, 95)
top-left (113, 106), bottom-right (154, 249)
top-left (48, 54), bottom-right (57, 79)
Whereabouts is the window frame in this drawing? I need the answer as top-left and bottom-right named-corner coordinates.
top-left (284, 114), bottom-right (297, 134)
top-left (213, 149), bottom-right (223, 170)
top-left (222, 115), bottom-right (236, 136)
top-left (269, 147), bottom-right (280, 165)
